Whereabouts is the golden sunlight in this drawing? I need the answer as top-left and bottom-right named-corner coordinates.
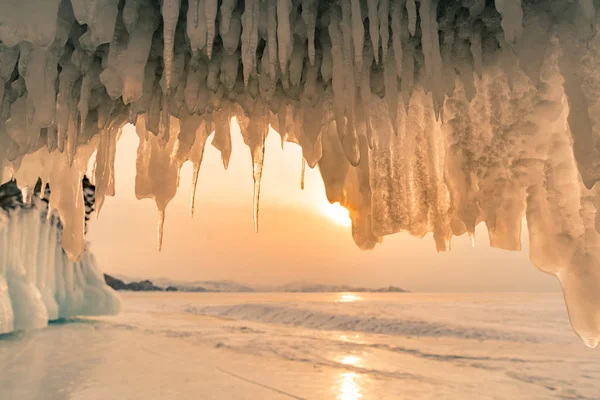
top-left (339, 355), bottom-right (361, 366)
top-left (337, 293), bottom-right (362, 303)
top-left (321, 201), bottom-right (352, 227)
top-left (336, 356), bottom-right (363, 399)
top-left (337, 372), bottom-right (363, 400)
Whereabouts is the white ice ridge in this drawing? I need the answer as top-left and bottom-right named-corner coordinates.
top-left (0, 199), bottom-right (120, 335)
top-left (0, 0), bottom-right (599, 345)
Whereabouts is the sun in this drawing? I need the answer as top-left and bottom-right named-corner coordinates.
top-left (321, 201), bottom-right (352, 227)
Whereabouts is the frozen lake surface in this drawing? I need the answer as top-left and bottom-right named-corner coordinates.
top-left (1, 292), bottom-right (599, 399)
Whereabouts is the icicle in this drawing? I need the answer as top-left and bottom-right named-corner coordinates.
top-left (341, 0), bottom-right (356, 139)
top-left (275, 102), bottom-right (289, 146)
top-left (240, 101), bottom-right (269, 233)
top-left (0, 44), bottom-right (19, 83)
top-left (249, 0), bottom-right (260, 79)
top-left (391, 0), bottom-right (404, 79)
top-left (21, 186), bottom-right (33, 205)
top-left (578, 0), bottom-right (595, 26)
top-left (161, 0), bottom-right (181, 90)
top-left (158, 93), bottom-right (171, 145)
top-left (78, 66), bottom-right (97, 137)
top-left (400, 41), bottom-right (414, 108)
top-left (24, 45), bottom-right (62, 131)
top-left (361, 45), bottom-right (374, 148)
top-left (470, 25), bottom-right (483, 79)
top-left (56, 62), bottom-right (81, 150)
top-left (302, 53), bottom-right (321, 102)
top-left (242, 0), bottom-right (260, 86)
top-left (188, 0), bottom-right (207, 54)
top-left (321, 40), bottom-right (333, 82)
top-left (368, 0), bottom-right (380, 64)
top-left (123, 0), bottom-right (144, 32)
top-left (190, 167), bottom-right (200, 217)
top-left (378, 0), bottom-right (390, 61)
top-left (329, 8), bottom-right (346, 140)
top-left (494, 0), bottom-right (523, 45)
top-left (468, 0), bottom-right (486, 16)
top-left (342, 124), bottom-right (361, 166)
top-left (157, 208), bottom-right (165, 251)
top-left (94, 123), bottom-right (120, 215)
top-left (122, 0), bottom-right (160, 104)
top-left (253, 171), bottom-right (262, 232)
top-left (220, 0), bottom-right (236, 34)
top-left (0, 0), bottom-right (62, 47)
top-left (184, 119), bottom-right (210, 218)
top-left (205, 0), bottom-right (218, 59)
top-left (220, 51), bottom-right (240, 91)
top-left (300, 155), bottom-right (306, 190)
top-left (267, 0), bottom-right (279, 82)
top-left (406, 0), bottom-right (416, 36)
top-left (289, 42), bottom-right (306, 87)
top-left (135, 116), bottom-right (179, 253)
top-left (66, 108), bottom-right (80, 168)
top-left (222, 11), bottom-right (241, 54)
top-left (207, 53), bottom-right (221, 91)
top-left (277, 0), bottom-right (292, 75)
top-left (420, 0), bottom-right (444, 116)
top-left (350, 0), bottom-right (364, 71)
top-left (302, 0), bottom-right (317, 65)
top-left (384, 48), bottom-right (399, 136)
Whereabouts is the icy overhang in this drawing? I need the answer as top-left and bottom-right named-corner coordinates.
top-left (0, 0), bottom-right (599, 346)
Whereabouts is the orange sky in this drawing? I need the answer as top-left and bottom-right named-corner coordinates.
top-left (88, 124), bottom-right (559, 292)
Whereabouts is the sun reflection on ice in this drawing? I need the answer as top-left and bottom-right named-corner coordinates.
top-left (337, 293), bottom-right (362, 303)
top-left (338, 333), bottom-right (362, 343)
top-left (340, 355), bottom-right (361, 366)
top-left (334, 354), bottom-right (363, 399)
top-left (337, 372), bottom-right (363, 400)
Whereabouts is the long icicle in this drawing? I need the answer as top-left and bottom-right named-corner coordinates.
top-left (157, 208), bottom-right (165, 251)
top-left (300, 155), bottom-right (306, 190)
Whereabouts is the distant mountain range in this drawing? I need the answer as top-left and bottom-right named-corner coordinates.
top-left (104, 274), bottom-right (409, 293)
top-left (266, 282), bottom-right (409, 293)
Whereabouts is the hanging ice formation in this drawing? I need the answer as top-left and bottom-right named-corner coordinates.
top-left (0, 180), bottom-right (120, 335)
top-left (0, 0), bottom-right (599, 346)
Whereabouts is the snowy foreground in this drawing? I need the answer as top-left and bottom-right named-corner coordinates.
top-left (1, 292), bottom-right (598, 400)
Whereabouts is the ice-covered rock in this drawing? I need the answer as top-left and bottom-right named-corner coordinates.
top-left (0, 180), bottom-right (120, 335)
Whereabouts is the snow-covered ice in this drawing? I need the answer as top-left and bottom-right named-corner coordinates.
top-left (1, 292), bottom-right (598, 399)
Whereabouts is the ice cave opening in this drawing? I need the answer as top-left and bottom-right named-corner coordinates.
top-left (0, 0), bottom-right (600, 347)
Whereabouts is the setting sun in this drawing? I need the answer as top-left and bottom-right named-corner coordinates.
top-left (321, 202), bottom-right (352, 227)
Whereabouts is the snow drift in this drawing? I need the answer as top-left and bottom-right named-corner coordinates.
top-left (0, 0), bottom-right (599, 345)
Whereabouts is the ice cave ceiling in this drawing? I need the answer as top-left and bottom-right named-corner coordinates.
top-left (0, 0), bottom-right (600, 346)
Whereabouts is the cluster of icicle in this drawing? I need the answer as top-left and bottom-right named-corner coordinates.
top-left (0, 193), bottom-right (120, 334)
top-left (0, 0), bottom-right (599, 345)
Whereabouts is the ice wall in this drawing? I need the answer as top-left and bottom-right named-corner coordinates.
top-left (0, 187), bottom-right (120, 335)
top-left (0, 0), bottom-right (599, 346)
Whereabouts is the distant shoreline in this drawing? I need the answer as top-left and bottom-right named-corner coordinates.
top-left (104, 274), bottom-right (409, 293)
